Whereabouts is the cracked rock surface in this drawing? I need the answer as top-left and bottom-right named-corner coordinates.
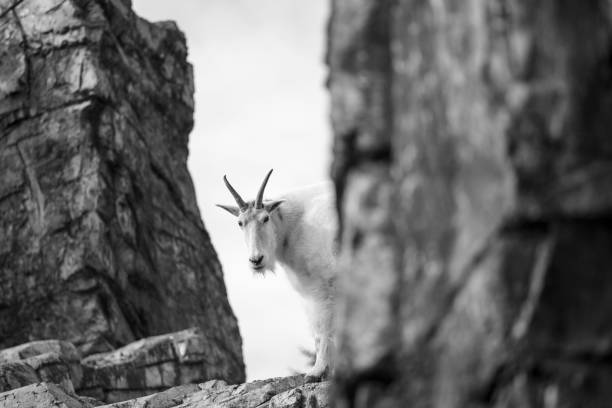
top-left (0, 382), bottom-right (101, 408)
top-left (0, 362), bottom-right (329, 408)
top-left (0, 378), bottom-right (330, 408)
top-left (0, 330), bottom-right (323, 406)
top-left (0, 328), bottom-right (238, 403)
top-left (98, 376), bottom-right (330, 408)
top-left (328, 0), bottom-right (612, 407)
top-left (0, 0), bottom-right (243, 384)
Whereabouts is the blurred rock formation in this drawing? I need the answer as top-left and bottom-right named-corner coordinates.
top-left (328, 0), bottom-right (612, 407)
top-left (0, 0), bottom-right (243, 383)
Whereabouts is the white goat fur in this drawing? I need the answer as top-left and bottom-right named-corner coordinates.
top-left (274, 184), bottom-right (337, 378)
top-left (218, 176), bottom-right (337, 379)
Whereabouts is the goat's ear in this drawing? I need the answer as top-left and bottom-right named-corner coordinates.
top-left (216, 204), bottom-right (241, 217)
top-left (265, 200), bottom-right (284, 213)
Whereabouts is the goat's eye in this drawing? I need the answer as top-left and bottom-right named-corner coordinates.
top-left (238, 221), bottom-right (243, 227)
top-left (262, 215), bottom-right (269, 223)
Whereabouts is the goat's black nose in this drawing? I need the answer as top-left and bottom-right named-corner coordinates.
top-left (249, 255), bottom-right (264, 265)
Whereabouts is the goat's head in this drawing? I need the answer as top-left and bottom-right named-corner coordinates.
top-left (217, 169), bottom-right (284, 273)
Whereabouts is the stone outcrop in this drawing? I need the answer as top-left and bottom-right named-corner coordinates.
top-left (79, 328), bottom-right (239, 403)
top-left (99, 376), bottom-right (330, 408)
top-left (328, 0), bottom-right (612, 407)
top-left (0, 361), bottom-right (39, 394)
top-left (0, 339), bottom-right (82, 393)
top-left (0, 330), bottom-right (329, 407)
top-left (0, 329), bottom-right (239, 403)
top-left (0, 382), bottom-right (101, 408)
top-left (0, 0), bottom-right (243, 383)
top-left (0, 375), bottom-right (330, 408)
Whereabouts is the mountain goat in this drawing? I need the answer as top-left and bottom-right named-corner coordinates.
top-left (217, 169), bottom-right (337, 380)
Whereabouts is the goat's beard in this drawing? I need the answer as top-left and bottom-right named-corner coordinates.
top-left (251, 260), bottom-right (276, 276)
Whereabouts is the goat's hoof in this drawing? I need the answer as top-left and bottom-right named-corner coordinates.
top-left (304, 368), bottom-right (328, 383)
top-left (304, 374), bottom-right (323, 383)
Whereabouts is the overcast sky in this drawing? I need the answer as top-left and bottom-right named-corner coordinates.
top-left (131, 0), bottom-right (331, 380)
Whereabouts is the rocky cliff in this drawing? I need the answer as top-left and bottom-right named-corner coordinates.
top-left (0, 0), bottom-right (243, 383)
top-left (328, 0), bottom-right (612, 407)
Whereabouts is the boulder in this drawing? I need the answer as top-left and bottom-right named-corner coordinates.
top-left (0, 328), bottom-right (257, 404)
top-left (0, 361), bottom-right (39, 393)
top-left (0, 339), bottom-right (81, 392)
top-left (79, 328), bottom-right (233, 403)
top-left (98, 376), bottom-right (330, 408)
top-left (0, 382), bottom-right (99, 408)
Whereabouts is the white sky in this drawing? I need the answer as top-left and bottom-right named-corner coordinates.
top-left (131, 1), bottom-right (331, 380)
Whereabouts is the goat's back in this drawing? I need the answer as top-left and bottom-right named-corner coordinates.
top-left (276, 182), bottom-right (338, 293)
top-left (279, 182), bottom-right (336, 230)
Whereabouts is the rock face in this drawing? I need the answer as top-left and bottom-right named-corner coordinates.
top-left (0, 339), bottom-right (82, 394)
top-left (79, 328), bottom-right (240, 403)
top-left (328, 0), bottom-right (612, 407)
top-left (96, 375), bottom-right (330, 408)
top-left (0, 382), bottom-right (100, 408)
top-left (0, 373), bottom-right (330, 408)
top-left (0, 330), bottom-right (256, 404)
top-left (0, 0), bottom-right (243, 382)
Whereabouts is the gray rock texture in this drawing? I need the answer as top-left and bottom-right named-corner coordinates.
top-left (0, 332), bottom-right (167, 401)
top-left (0, 375), bottom-right (329, 408)
top-left (0, 332), bottom-right (331, 407)
top-left (0, 0), bottom-right (243, 384)
top-left (79, 328), bottom-right (239, 403)
top-left (98, 375), bottom-right (330, 408)
top-left (0, 339), bottom-right (82, 393)
top-left (0, 361), bottom-right (39, 394)
top-left (327, 0), bottom-right (612, 407)
top-left (0, 382), bottom-right (100, 408)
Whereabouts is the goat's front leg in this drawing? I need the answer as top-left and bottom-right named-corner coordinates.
top-left (305, 298), bottom-right (333, 381)
top-left (306, 333), bottom-right (331, 380)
